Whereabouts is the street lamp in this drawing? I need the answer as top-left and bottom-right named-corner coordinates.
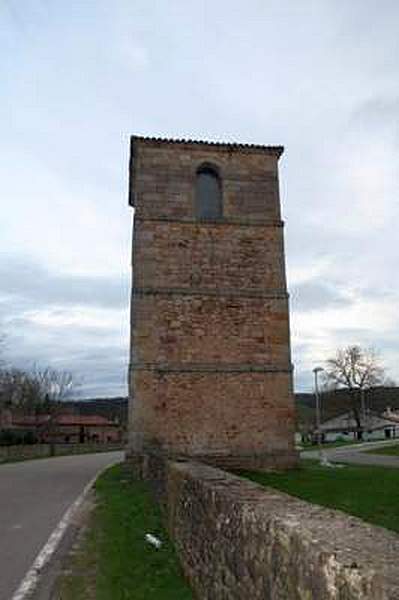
top-left (313, 366), bottom-right (326, 464)
top-left (360, 387), bottom-right (368, 442)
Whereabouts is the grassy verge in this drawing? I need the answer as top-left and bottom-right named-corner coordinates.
top-left (300, 439), bottom-right (361, 451)
top-left (240, 461), bottom-right (399, 533)
top-left (56, 463), bottom-right (192, 600)
top-left (366, 443), bottom-right (399, 456)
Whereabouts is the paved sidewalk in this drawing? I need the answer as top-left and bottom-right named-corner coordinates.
top-left (301, 439), bottom-right (399, 468)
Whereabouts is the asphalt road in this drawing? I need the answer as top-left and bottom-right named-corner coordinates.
top-left (0, 451), bottom-right (123, 600)
top-left (302, 439), bottom-right (399, 467)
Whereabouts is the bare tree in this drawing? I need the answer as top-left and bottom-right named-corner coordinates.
top-left (323, 345), bottom-right (386, 429)
top-left (0, 335), bottom-right (80, 449)
top-left (1, 367), bottom-right (77, 408)
top-left (0, 368), bottom-right (42, 412)
top-left (33, 367), bottom-right (76, 404)
top-left (0, 332), bottom-right (5, 364)
top-left (0, 335), bottom-right (44, 413)
top-left (0, 334), bottom-right (5, 411)
top-left (35, 367), bottom-right (80, 453)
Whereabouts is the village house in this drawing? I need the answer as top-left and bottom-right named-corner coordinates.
top-left (0, 409), bottom-right (122, 444)
top-left (317, 410), bottom-right (398, 443)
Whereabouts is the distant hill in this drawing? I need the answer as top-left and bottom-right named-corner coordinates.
top-left (64, 397), bottom-right (128, 425)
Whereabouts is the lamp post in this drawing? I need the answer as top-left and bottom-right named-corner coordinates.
top-left (313, 367), bottom-right (325, 464)
top-left (360, 387), bottom-right (367, 441)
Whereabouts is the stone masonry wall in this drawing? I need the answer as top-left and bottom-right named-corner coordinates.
top-left (132, 295), bottom-right (290, 366)
top-left (162, 460), bottom-right (399, 600)
top-left (130, 140), bottom-right (282, 221)
top-left (132, 221), bottom-right (287, 292)
top-left (130, 371), bottom-right (295, 465)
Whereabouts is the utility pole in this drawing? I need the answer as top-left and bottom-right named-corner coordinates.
top-left (313, 367), bottom-right (326, 464)
top-left (360, 387), bottom-right (368, 441)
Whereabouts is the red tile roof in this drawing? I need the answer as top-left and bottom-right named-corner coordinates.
top-left (56, 415), bottom-right (116, 426)
top-left (11, 414), bottom-right (116, 427)
top-left (12, 415), bottom-right (50, 426)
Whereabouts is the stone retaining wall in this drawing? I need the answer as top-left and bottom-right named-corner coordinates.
top-left (151, 459), bottom-right (399, 599)
top-left (0, 443), bottom-right (124, 463)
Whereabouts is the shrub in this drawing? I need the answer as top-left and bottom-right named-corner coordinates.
top-left (0, 429), bottom-right (38, 446)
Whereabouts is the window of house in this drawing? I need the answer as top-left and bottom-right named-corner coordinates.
top-left (195, 165), bottom-right (222, 220)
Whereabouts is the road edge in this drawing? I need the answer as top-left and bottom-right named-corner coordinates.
top-left (11, 462), bottom-right (117, 600)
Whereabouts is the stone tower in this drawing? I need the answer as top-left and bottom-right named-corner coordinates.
top-left (128, 136), bottom-right (297, 470)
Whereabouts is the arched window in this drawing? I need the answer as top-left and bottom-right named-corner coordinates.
top-left (195, 165), bottom-right (222, 220)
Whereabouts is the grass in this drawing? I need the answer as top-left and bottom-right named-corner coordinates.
top-left (56, 463), bottom-right (192, 600)
top-left (240, 461), bottom-right (399, 534)
top-left (300, 437), bottom-right (393, 451)
top-left (366, 443), bottom-right (399, 456)
top-left (300, 439), bottom-right (361, 450)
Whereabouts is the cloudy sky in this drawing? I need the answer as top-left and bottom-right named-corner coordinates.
top-left (1, 1), bottom-right (398, 397)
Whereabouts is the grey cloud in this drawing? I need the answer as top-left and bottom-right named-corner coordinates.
top-left (65, 352), bottom-right (128, 398)
top-left (350, 97), bottom-right (399, 141)
top-left (0, 258), bottom-right (130, 398)
top-left (290, 281), bottom-right (352, 312)
top-left (4, 334), bottom-right (129, 399)
top-left (3, 310), bottom-right (128, 354)
top-left (2, 1), bottom-right (399, 395)
top-left (329, 329), bottom-right (399, 359)
top-left (293, 370), bottom-right (312, 394)
top-left (66, 350), bottom-right (128, 398)
top-left (330, 326), bottom-right (372, 338)
top-left (0, 257), bottom-right (129, 310)
top-left (6, 316), bottom-right (119, 340)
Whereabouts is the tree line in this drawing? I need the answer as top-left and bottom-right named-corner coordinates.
top-left (0, 334), bottom-right (77, 422)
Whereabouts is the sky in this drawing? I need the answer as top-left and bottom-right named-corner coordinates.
top-left (1, 0), bottom-right (398, 397)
